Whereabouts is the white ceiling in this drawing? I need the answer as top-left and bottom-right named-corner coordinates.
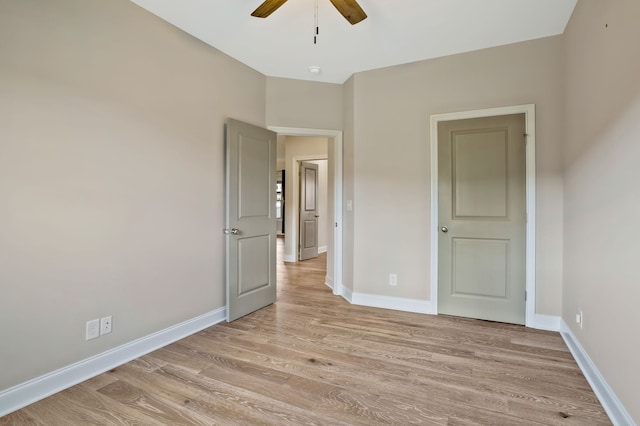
top-left (130, 0), bottom-right (577, 84)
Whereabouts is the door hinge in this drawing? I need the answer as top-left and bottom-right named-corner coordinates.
top-left (525, 291), bottom-right (527, 301)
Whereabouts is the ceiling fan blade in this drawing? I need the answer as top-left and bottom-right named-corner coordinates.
top-left (329, 0), bottom-right (367, 25)
top-left (251, 0), bottom-right (289, 18)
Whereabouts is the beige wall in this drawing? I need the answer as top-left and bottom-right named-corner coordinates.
top-left (347, 37), bottom-right (565, 312)
top-left (266, 77), bottom-right (343, 130)
top-left (276, 135), bottom-right (286, 170)
top-left (326, 137), bottom-right (335, 285)
top-left (563, 0), bottom-right (640, 421)
top-left (0, 0), bottom-right (265, 390)
top-left (342, 77), bottom-right (356, 293)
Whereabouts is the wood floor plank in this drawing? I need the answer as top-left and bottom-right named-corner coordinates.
top-left (2, 237), bottom-right (611, 424)
top-left (177, 332), bottom-right (454, 422)
top-left (57, 382), bottom-right (164, 426)
top-left (0, 410), bottom-right (37, 425)
top-left (96, 378), bottom-right (211, 426)
top-left (155, 364), bottom-right (353, 426)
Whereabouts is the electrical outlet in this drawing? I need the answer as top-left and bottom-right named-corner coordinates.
top-left (86, 319), bottom-right (100, 340)
top-left (389, 273), bottom-right (398, 286)
top-left (100, 316), bottom-right (112, 335)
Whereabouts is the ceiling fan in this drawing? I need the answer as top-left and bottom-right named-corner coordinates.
top-left (251, 0), bottom-right (367, 25)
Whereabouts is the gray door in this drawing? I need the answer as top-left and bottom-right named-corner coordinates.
top-left (438, 114), bottom-right (526, 324)
top-left (299, 161), bottom-right (319, 261)
top-left (225, 119), bottom-right (277, 322)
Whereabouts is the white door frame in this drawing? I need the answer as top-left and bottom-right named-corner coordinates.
top-left (429, 104), bottom-right (536, 327)
top-left (269, 126), bottom-right (343, 297)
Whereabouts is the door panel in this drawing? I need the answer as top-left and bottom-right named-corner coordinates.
top-left (299, 161), bottom-right (319, 261)
top-left (453, 130), bottom-right (508, 218)
top-left (237, 235), bottom-right (270, 295)
top-left (226, 119), bottom-right (277, 322)
top-left (304, 167), bottom-right (317, 210)
top-left (438, 114), bottom-right (526, 324)
top-left (452, 238), bottom-right (509, 298)
top-left (239, 136), bottom-right (271, 218)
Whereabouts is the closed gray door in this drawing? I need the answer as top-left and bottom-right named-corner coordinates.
top-left (299, 161), bottom-right (319, 261)
top-left (438, 114), bottom-right (526, 324)
top-left (225, 119), bottom-right (277, 322)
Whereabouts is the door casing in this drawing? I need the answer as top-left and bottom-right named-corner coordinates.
top-left (430, 104), bottom-right (536, 327)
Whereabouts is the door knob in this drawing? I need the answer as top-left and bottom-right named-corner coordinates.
top-left (440, 226), bottom-right (448, 233)
top-left (224, 228), bottom-right (240, 235)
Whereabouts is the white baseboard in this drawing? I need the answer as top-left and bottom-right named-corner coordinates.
top-left (560, 320), bottom-right (634, 426)
top-left (283, 254), bottom-right (296, 262)
top-left (0, 307), bottom-right (227, 417)
top-left (337, 291), bottom-right (561, 332)
top-left (533, 314), bottom-right (561, 331)
top-left (341, 285), bottom-right (353, 303)
top-left (324, 275), bottom-right (334, 290)
top-left (351, 292), bottom-right (433, 315)
top-left (318, 246), bottom-right (327, 254)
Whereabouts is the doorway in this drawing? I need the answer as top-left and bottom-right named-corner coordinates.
top-left (429, 105), bottom-right (536, 327)
top-left (269, 127), bottom-right (343, 297)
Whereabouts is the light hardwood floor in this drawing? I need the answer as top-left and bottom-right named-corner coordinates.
top-left (2, 238), bottom-right (610, 425)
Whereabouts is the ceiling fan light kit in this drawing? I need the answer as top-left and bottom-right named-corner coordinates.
top-left (251, 0), bottom-right (367, 25)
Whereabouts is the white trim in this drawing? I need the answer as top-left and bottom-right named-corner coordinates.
top-left (283, 254), bottom-right (297, 263)
top-left (318, 245), bottom-right (328, 254)
top-left (560, 320), bottom-right (634, 425)
top-left (324, 276), bottom-right (334, 290)
top-left (268, 127), bottom-right (343, 297)
top-left (429, 104), bottom-right (537, 325)
top-left (351, 293), bottom-right (433, 315)
top-left (533, 314), bottom-right (561, 332)
top-left (0, 308), bottom-right (226, 417)
top-left (341, 285), bottom-right (353, 304)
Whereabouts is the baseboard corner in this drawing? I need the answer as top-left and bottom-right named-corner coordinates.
top-left (324, 275), bottom-right (334, 290)
top-left (340, 285), bottom-right (353, 303)
top-left (533, 314), bottom-right (561, 332)
top-left (560, 320), bottom-right (635, 426)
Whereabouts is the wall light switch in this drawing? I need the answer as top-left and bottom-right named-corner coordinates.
top-left (346, 200), bottom-right (353, 212)
top-left (86, 319), bottom-right (100, 340)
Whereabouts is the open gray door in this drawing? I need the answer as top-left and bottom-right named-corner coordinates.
top-left (225, 119), bottom-right (277, 322)
top-left (299, 161), bottom-right (319, 261)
